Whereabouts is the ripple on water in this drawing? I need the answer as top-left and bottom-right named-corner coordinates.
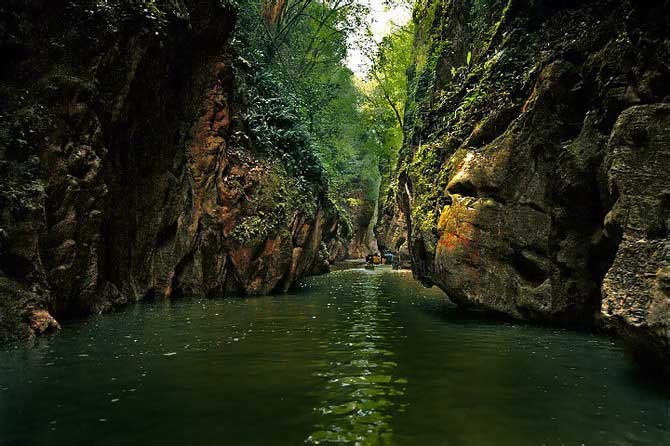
top-left (306, 272), bottom-right (408, 445)
top-left (0, 268), bottom-right (668, 446)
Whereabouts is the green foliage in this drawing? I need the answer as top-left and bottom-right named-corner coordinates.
top-left (359, 23), bottom-right (414, 208)
top-left (453, 87), bottom-right (485, 119)
top-left (235, 69), bottom-right (324, 182)
top-left (232, 0), bottom-right (413, 241)
top-left (467, 0), bottom-right (507, 51)
top-left (230, 163), bottom-right (319, 244)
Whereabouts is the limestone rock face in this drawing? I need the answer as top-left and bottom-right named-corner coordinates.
top-left (28, 309), bottom-right (60, 336)
top-left (428, 61), bottom-right (604, 323)
top-left (344, 198), bottom-right (378, 259)
top-left (601, 104), bottom-right (670, 366)
top-left (0, 0), bottom-right (338, 341)
top-left (376, 185), bottom-right (411, 268)
top-left (399, 0), bottom-right (670, 365)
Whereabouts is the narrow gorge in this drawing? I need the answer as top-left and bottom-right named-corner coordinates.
top-left (1, 0), bottom-right (669, 444)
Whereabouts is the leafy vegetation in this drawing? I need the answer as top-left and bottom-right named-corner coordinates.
top-left (233, 0), bottom-right (414, 245)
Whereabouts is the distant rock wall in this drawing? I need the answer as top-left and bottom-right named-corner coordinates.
top-left (376, 184), bottom-right (411, 267)
top-left (398, 0), bottom-right (670, 367)
top-left (346, 191), bottom-right (379, 259)
top-left (0, 0), bottom-right (338, 341)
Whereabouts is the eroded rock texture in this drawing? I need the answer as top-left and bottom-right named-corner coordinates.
top-left (0, 0), bottom-right (338, 341)
top-left (601, 104), bottom-right (670, 365)
top-left (376, 184), bottom-right (411, 268)
top-left (397, 0), bottom-right (670, 365)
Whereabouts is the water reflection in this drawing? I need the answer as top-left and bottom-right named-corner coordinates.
top-left (307, 269), bottom-right (405, 445)
top-left (0, 267), bottom-right (668, 446)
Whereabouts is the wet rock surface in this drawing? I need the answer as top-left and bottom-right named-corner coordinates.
top-left (397, 0), bottom-right (670, 366)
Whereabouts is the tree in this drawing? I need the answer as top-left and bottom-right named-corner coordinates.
top-left (234, 0), bottom-right (413, 244)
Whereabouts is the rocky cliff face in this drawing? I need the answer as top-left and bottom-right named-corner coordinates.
top-left (344, 189), bottom-right (379, 259)
top-left (0, 0), bottom-right (338, 341)
top-left (376, 184), bottom-right (411, 267)
top-left (397, 0), bottom-right (670, 366)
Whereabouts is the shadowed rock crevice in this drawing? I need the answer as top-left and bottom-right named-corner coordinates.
top-left (511, 250), bottom-right (548, 287)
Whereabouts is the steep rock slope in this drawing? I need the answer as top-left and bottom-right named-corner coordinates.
top-left (398, 0), bottom-right (669, 364)
top-left (0, 0), bottom-right (338, 341)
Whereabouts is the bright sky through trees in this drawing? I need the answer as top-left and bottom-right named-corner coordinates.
top-left (346, 0), bottom-right (411, 76)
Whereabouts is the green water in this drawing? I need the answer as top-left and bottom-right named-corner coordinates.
top-left (1, 268), bottom-right (668, 445)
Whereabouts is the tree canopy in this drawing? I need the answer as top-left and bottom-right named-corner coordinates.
top-left (235, 0), bottom-right (414, 240)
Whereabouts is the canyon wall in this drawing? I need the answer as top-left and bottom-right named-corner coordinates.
top-left (345, 189), bottom-right (380, 259)
top-left (0, 0), bottom-right (339, 341)
top-left (376, 183), bottom-right (411, 267)
top-left (396, 0), bottom-right (670, 365)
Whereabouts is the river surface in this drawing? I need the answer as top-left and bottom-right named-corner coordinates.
top-left (1, 267), bottom-right (669, 445)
